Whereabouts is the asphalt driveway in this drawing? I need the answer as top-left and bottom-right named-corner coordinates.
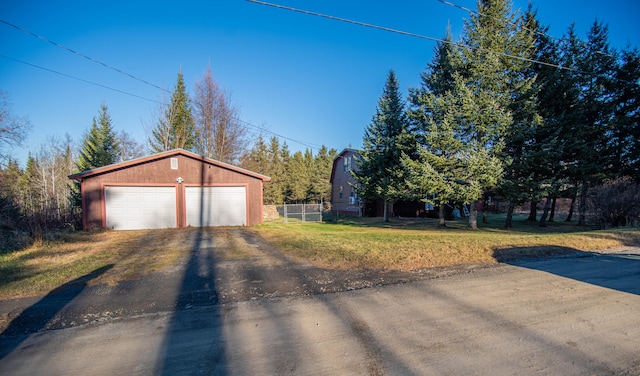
top-left (1, 229), bottom-right (639, 375)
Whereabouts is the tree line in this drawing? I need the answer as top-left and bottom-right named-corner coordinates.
top-left (0, 63), bottom-right (336, 238)
top-left (355, 0), bottom-right (639, 229)
top-left (0, 64), bottom-right (249, 235)
top-left (241, 134), bottom-right (337, 205)
top-left (2, 0), bottom-right (638, 239)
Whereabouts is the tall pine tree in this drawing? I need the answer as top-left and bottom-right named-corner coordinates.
top-left (149, 71), bottom-right (196, 152)
top-left (407, 31), bottom-right (465, 227)
top-left (573, 21), bottom-right (618, 225)
top-left (354, 70), bottom-right (415, 222)
top-left (612, 47), bottom-right (640, 180)
top-left (72, 104), bottom-right (120, 209)
top-left (498, 6), bottom-right (551, 228)
top-left (453, 0), bottom-right (537, 229)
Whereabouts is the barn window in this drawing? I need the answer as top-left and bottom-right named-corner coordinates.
top-left (343, 156), bottom-right (351, 172)
top-left (170, 158), bottom-right (178, 170)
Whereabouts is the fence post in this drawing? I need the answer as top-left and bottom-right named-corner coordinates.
top-left (302, 203), bottom-right (306, 222)
top-left (284, 202), bottom-right (288, 224)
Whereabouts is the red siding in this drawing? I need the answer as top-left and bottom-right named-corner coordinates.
top-left (72, 150), bottom-right (268, 229)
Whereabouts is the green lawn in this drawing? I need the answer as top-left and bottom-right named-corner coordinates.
top-left (251, 214), bottom-right (640, 270)
top-left (1, 214), bottom-right (638, 299)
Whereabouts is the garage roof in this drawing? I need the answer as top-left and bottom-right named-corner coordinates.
top-left (68, 148), bottom-right (271, 182)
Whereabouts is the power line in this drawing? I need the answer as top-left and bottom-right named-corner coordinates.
top-left (248, 0), bottom-right (446, 44)
top-left (246, 0), bottom-right (586, 74)
top-left (433, 0), bottom-right (616, 58)
top-left (236, 118), bottom-right (323, 151)
top-left (0, 18), bottom-right (326, 150)
top-left (0, 54), bottom-right (162, 104)
top-left (0, 19), bottom-right (171, 93)
top-left (1, 54), bottom-right (323, 151)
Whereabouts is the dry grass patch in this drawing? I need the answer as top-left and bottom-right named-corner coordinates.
top-left (2, 216), bottom-right (639, 299)
top-left (251, 215), bottom-right (640, 270)
top-left (0, 227), bottom-right (268, 299)
top-left (0, 228), bottom-right (200, 299)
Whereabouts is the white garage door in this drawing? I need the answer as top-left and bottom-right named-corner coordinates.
top-left (185, 186), bottom-right (247, 227)
top-left (105, 186), bottom-right (177, 230)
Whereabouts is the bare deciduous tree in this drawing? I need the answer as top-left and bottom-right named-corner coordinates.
top-left (118, 130), bottom-right (146, 161)
top-left (193, 66), bottom-right (247, 164)
top-left (0, 90), bottom-right (31, 166)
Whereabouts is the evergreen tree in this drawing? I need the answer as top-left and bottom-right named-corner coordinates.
top-left (354, 70), bottom-right (415, 222)
top-left (241, 136), bottom-right (336, 206)
top-left (407, 32), bottom-right (464, 227)
top-left (611, 46), bottom-right (640, 180)
top-left (0, 159), bottom-right (23, 229)
top-left (72, 104), bottom-right (120, 209)
top-left (286, 150), bottom-right (309, 202)
top-left (572, 21), bottom-right (618, 225)
top-left (453, 0), bottom-right (537, 229)
top-left (408, 0), bottom-right (533, 229)
top-left (552, 25), bottom-right (586, 222)
top-left (241, 133), bottom-right (269, 174)
top-left (310, 145), bottom-right (337, 204)
top-left (277, 142), bottom-right (292, 204)
top-left (76, 104), bottom-right (120, 171)
top-left (149, 71), bottom-right (196, 152)
top-left (499, 6), bottom-right (554, 228)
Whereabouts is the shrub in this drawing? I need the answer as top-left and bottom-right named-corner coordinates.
top-left (589, 176), bottom-right (640, 228)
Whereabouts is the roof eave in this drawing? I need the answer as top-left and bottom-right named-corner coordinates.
top-left (68, 149), bottom-right (270, 182)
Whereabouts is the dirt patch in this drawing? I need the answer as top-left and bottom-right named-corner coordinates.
top-left (0, 228), bottom-right (494, 337)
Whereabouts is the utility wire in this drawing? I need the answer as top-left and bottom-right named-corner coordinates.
top-left (0, 54), bottom-right (162, 104)
top-left (1, 54), bottom-right (322, 151)
top-left (248, 0), bottom-right (445, 44)
top-left (436, 0), bottom-right (615, 57)
top-left (433, 0), bottom-right (616, 58)
top-left (0, 16), bottom-right (324, 150)
top-left (236, 118), bottom-right (323, 151)
top-left (247, 0), bottom-right (592, 74)
top-left (0, 19), bottom-right (171, 93)
top-left (436, 0), bottom-right (552, 40)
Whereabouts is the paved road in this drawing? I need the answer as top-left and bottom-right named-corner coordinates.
top-left (1, 250), bottom-right (639, 375)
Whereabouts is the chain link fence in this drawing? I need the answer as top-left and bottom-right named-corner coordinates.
top-left (276, 203), bottom-right (323, 223)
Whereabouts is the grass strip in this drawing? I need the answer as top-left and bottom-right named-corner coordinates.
top-left (251, 214), bottom-right (640, 270)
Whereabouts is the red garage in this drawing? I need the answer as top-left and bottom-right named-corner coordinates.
top-left (69, 149), bottom-right (270, 230)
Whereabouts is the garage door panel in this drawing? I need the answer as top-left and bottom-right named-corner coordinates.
top-left (105, 186), bottom-right (177, 230)
top-left (185, 186), bottom-right (246, 227)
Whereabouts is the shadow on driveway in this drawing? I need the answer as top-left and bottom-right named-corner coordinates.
top-left (155, 229), bottom-right (226, 375)
top-left (0, 264), bottom-right (113, 360)
top-left (495, 246), bottom-right (640, 296)
top-left (156, 163), bottom-right (226, 374)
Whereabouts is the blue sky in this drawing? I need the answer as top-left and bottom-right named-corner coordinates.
top-left (2, 0), bottom-right (639, 166)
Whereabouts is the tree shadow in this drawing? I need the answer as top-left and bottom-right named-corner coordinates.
top-left (222, 230), bottom-right (417, 375)
top-left (494, 246), bottom-right (640, 296)
top-left (0, 264), bottom-right (113, 359)
top-left (156, 161), bottom-right (227, 374)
